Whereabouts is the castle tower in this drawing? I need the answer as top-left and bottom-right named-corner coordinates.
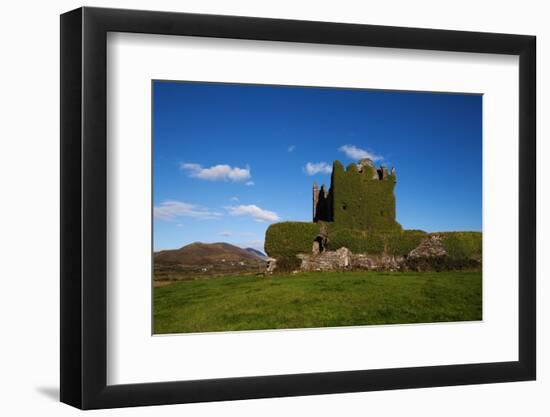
top-left (313, 182), bottom-right (332, 222)
top-left (311, 160), bottom-right (400, 232)
top-left (312, 182), bottom-right (319, 221)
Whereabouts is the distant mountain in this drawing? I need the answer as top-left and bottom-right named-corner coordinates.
top-left (154, 242), bottom-right (266, 280)
top-left (155, 242), bottom-right (262, 266)
top-left (245, 248), bottom-right (267, 258)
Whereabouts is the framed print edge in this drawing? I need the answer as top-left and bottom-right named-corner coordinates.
top-left (60, 6), bottom-right (536, 410)
top-left (60, 7), bottom-right (84, 409)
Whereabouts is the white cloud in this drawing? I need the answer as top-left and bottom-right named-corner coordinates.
top-left (225, 204), bottom-right (280, 223)
top-left (338, 144), bottom-right (383, 161)
top-left (245, 181), bottom-right (255, 186)
top-left (288, 145), bottom-right (296, 152)
top-left (218, 231), bottom-right (233, 237)
top-left (304, 162), bottom-right (332, 175)
top-left (154, 200), bottom-right (222, 221)
top-left (181, 163), bottom-right (251, 182)
top-left (230, 196), bottom-right (239, 202)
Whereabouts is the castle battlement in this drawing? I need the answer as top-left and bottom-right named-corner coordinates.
top-left (355, 158), bottom-right (396, 180)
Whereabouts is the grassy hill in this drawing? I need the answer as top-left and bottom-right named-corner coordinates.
top-left (155, 242), bottom-right (261, 265)
top-left (154, 242), bottom-right (266, 280)
top-left (154, 270), bottom-right (482, 334)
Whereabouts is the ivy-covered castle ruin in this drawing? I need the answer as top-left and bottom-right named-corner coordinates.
top-left (312, 158), bottom-right (401, 232)
top-left (264, 157), bottom-right (482, 273)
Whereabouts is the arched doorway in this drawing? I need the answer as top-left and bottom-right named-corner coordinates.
top-left (312, 234), bottom-right (328, 255)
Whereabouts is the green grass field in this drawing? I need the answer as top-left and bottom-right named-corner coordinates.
top-left (153, 271), bottom-right (482, 334)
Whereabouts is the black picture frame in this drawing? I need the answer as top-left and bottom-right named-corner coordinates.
top-left (60, 6), bottom-right (536, 410)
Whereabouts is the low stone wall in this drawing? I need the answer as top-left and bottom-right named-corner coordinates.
top-left (298, 247), bottom-right (352, 272)
top-left (297, 247), bottom-right (405, 272)
top-left (352, 253), bottom-right (405, 272)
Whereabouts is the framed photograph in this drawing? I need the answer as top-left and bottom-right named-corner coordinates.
top-left (60, 7), bottom-right (536, 409)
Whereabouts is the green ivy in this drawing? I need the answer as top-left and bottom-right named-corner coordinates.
top-left (330, 160), bottom-right (401, 232)
top-left (384, 230), bottom-right (428, 256)
top-left (326, 227), bottom-right (385, 254)
top-left (325, 227), bottom-right (427, 256)
top-left (264, 221), bottom-right (320, 259)
top-left (346, 163), bottom-right (358, 173)
top-left (438, 232), bottom-right (483, 259)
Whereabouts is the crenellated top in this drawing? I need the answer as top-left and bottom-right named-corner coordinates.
top-left (341, 158), bottom-right (396, 181)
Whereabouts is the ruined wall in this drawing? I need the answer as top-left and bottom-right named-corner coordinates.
top-left (298, 247), bottom-right (405, 272)
top-left (295, 233), bottom-right (482, 273)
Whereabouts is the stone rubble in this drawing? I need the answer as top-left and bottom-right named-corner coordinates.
top-left (408, 235), bottom-right (447, 258)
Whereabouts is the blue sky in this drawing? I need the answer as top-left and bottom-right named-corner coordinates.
top-left (153, 81), bottom-right (482, 252)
